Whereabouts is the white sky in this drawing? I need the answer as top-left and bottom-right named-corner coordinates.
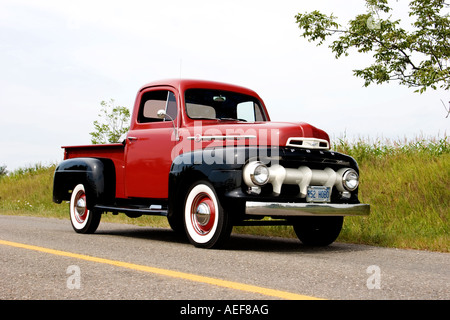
top-left (0, 0), bottom-right (448, 171)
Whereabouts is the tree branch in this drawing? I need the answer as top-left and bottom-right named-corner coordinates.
top-left (441, 99), bottom-right (450, 118)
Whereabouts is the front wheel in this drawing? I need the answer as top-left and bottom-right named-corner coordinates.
top-left (69, 184), bottom-right (101, 234)
top-left (293, 216), bottom-right (343, 246)
top-left (183, 181), bottom-right (232, 249)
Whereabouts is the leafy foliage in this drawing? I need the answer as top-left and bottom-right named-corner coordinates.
top-left (89, 99), bottom-right (131, 144)
top-left (295, 0), bottom-right (450, 93)
top-left (0, 165), bottom-right (7, 178)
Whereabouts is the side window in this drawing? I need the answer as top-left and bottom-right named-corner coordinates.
top-left (139, 90), bottom-right (177, 123)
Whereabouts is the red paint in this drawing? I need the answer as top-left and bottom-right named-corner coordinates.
top-left (62, 79), bottom-right (330, 200)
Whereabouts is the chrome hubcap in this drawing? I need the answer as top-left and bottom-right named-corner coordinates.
top-left (195, 202), bottom-right (211, 226)
top-left (75, 196), bottom-right (86, 216)
top-left (190, 192), bottom-right (216, 236)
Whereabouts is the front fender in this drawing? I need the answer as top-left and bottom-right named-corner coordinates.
top-left (168, 148), bottom-right (260, 219)
top-left (169, 149), bottom-right (244, 196)
top-left (168, 145), bottom-right (282, 194)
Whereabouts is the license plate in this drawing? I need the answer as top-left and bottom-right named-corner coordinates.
top-left (306, 186), bottom-right (331, 203)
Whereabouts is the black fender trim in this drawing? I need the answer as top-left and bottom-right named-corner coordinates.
top-left (167, 148), bottom-right (257, 220)
top-left (52, 157), bottom-right (115, 209)
top-left (167, 146), bottom-right (361, 216)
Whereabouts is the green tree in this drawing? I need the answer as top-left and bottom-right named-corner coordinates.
top-left (0, 165), bottom-right (7, 178)
top-left (89, 99), bottom-right (131, 144)
top-left (295, 0), bottom-right (449, 94)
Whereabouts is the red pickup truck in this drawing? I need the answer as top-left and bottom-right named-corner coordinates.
top-left (53, 79), bottom-right (370, 248)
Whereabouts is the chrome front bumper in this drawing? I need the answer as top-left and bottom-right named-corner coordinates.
top-left (245, 202), bottom-right (370, 217)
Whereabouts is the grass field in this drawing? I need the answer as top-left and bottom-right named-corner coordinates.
top-left (333, 136), bottom-right (449, 252)
top-left (1, 136), bottom-right (448, 252)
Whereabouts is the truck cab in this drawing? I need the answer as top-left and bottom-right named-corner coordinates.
top-left (53, 79), bottom-right (370, 248)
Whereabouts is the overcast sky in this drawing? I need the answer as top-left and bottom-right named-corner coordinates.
top-left (1, 0), bottom-right (448, 172)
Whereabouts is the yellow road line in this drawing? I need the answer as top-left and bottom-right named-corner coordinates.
top-left (0, 239), bottom-right (322, 300)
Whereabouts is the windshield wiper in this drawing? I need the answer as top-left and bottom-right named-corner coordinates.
top-left (218, 118), bottom-right (247, 122)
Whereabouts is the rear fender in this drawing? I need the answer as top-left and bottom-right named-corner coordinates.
top-left (52, 158), bottom-right (115, 209)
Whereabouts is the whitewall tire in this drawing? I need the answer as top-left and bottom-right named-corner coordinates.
top-left (69, 184), bottom-right (101, 234)
top-left (184, 181), bottom-right (232, 249)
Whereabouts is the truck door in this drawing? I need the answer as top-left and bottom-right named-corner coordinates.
top-left (125, 88), bottom-right (179, 199)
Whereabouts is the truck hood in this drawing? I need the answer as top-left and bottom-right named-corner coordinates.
top-left (182, 121), bottom-right (330, 149)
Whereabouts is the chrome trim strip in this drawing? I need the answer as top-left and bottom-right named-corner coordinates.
top-left (245, 202), bottom-right (370, 216)
top-left (187, 135), bottom-right (256, 141)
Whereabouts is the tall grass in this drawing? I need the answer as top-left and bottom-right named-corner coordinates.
top-left (332, 135), bottom-right (449, 252)
top-left (0, 164), bottom-right (66, 218)
top-left (333, 135), bottom-right (450, 162)
top-left (1, 136), bottom-right (448, 252)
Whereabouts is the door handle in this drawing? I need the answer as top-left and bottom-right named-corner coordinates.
top-left (127, 136), bottom-right (138, 141)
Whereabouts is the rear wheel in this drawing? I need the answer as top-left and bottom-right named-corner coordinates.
top-left (183, 181), bottom-right (232, 249)
top-left (69, 184), bottom-right (101, 234)
top-left (293, 216), bottom-right (343, 246)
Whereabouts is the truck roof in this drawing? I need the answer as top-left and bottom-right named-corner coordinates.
top-left (138, 79), bottom-right (262, 98)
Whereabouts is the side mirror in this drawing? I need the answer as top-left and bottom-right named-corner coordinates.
top-left (157, 109), bottom-right (167, 119)
top-left (156, 109), bottom-right (179, 141)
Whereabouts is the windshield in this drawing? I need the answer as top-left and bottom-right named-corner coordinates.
top-left (185, 89), bottom-right (267, 122)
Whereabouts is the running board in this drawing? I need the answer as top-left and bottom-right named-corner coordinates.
top-left (94, 204), bottom-right (168, 216)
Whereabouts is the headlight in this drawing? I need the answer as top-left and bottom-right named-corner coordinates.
top-left (243, 161), bottom-right (270, 186)
top-left (342, 169), bottom-right (359, 191)
top-left (252, 164), bottom-right (269, 185)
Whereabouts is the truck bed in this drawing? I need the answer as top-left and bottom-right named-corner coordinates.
top-left (63, 143), bottom-right (125, 161)
top-left (63, 143), bottom-right (126, 198)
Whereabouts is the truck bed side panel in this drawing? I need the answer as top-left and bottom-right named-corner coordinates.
top-left (63, 143), bottom-right (126, 198)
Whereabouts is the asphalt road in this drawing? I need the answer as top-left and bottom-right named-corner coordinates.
top-left (0, 215), bottom-right (448, 301)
